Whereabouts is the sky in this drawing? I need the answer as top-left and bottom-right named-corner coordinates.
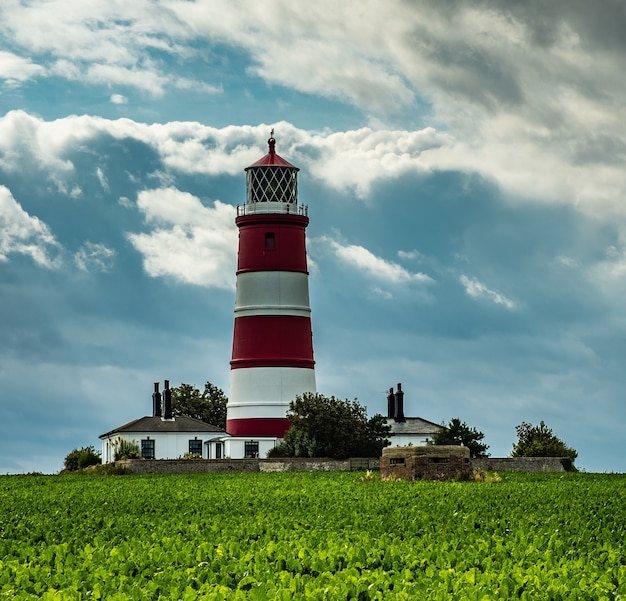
top-left (1, 0), bottom-right (625, 473)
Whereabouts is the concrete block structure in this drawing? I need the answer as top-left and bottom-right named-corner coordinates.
top-left (380, 444), bottom-right (472, 481)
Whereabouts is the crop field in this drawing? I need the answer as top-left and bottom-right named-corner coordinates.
top-left (0, 471), bottom-right (624, 600)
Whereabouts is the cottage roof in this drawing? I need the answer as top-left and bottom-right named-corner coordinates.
top-left (99, 416), bottom-right (226, 439)
top-left (386, 416), bottom-right (443, 436)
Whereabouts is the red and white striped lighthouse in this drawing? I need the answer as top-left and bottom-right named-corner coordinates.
top-left (226, 132), bottom-right (316, 441)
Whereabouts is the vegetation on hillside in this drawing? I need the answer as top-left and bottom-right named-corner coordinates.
top-left (1, 472), bottom-right (624, 599)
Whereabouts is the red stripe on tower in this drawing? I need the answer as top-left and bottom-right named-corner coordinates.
top-left (226, 132), bottom-right (316, 439)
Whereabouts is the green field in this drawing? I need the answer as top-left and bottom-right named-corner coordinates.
top-left (0, 471), bottom-right (624, 600)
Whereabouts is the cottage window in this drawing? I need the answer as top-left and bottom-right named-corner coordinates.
top-left (244, 441), bottom-right (259, 458)
top-left (141, 439), bottom-right (155, 459)
top-left (189, 439), bottom-right (203, 455)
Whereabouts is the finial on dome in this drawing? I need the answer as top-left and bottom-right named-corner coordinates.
top-left (268, 128), bottom-right (276, 155)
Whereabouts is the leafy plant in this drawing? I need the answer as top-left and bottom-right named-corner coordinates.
top-left (182, 452), bottom-right (203, 460)
top-left (112, 436), bottom-right (141, 460)
top-left (0, 472), bottom-right (624, 599)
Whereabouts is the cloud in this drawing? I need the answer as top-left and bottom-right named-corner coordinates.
top-left (74, 242), bottom-right (116, 272)
top-left (0, 185), bottom-right (62, 268)
top-left (96, 167), bottom-right (109, 191)
top-left (0, 51), bottom-right (44, 85)
top-left (398, 249), bottom-right (424, 261)
top-left (460, 275), bottom-right (516, 310)
top-left (324, 236), bottom-right (432, 285)
top-left (127, 188), bottom-right (238, 288)
top-left (2, 107), bottom-right (626, 230)
top-left (110, 94), bottom-right (128, 105)
top-left (1, 1), bottom-right (625, 218)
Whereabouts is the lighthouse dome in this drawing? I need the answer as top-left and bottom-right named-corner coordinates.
top-left (243, 134), bottom-right (304, 213)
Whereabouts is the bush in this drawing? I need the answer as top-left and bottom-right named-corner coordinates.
top-left (182, 452), bottom-right (203, 460)
top-left (430, 417), bottom-right (490, 458)
top-left (270, 393), bottom-right (391, 459)
top-left (511, 421), bottom-right (577, 465)
top-left (63, 446), bottom-right (101, 472)
top-left (112, 437), bottom-right (141, 461)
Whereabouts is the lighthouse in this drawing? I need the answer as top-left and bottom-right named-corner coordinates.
top-left (225, 132), bottom-right (316, 458)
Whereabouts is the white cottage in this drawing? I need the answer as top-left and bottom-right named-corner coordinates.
top-left (99, 415), bottom-right (228, 463)
top-left (385, 383), bottom-right (444, 447)
top-left (99, 380), bottom-right (230, 462)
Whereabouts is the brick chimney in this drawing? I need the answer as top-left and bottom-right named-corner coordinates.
top-left (152, 382), bottom-right (162, 417)
top-left (163, 379), bottom-right (173, 420)
top-left (394, 383), bottom-right (405, 423)
top-left (387, 387), bottom-right (395, 418)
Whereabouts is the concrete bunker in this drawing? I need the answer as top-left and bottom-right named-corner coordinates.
top-left (381, 445), bottom-right (472, 481)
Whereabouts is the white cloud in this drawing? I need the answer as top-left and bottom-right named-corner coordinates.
top-left (1, 105), bottom-right (626, 229)
top-left (325, 237), bottom-right (432, 285)
top-left (398, 249), bottom-right (422, 261)
top-left (370, 287), bottom-right (394, 300)
top-left (86, 63), bottom-right (168, 95)
top-left (1, 1), bottom-right (625, 217)
top-left (460, 275), bottom-right (516, 310)
top-left (74, 242), bottom-right (116, 272)
top-left (128, 188), bottom-right (237, 288)
top-left (110, 94), bottom-right (128, 105)
top-left (0, 185), bottom-right (62, 268)
top-left (0, 51), bottom-right (44, 85)
top-left (96, 167), bottom-right (109, 191)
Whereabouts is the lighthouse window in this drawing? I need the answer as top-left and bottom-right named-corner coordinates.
top-left (244, 441), bottom-right (259, 458)
top-left (265, 232), bottom-right (275, 248)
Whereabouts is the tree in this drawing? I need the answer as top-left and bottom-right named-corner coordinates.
top-left (63, 445), bottom-right (101, 471)
top-left (511, 421), bottom-right (577, 465)
top-left (171, 381), bottom-right (228, 429)
top-left (268, 392), bottom-right (391, 459)
top-left (430, 417), bottom-right (490, 458)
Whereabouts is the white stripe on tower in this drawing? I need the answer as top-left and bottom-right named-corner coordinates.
top-left (226, 134), bottom-right (316, 438)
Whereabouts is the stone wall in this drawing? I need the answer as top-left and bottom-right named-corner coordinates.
top-left (116, 459), bottom-right (261, 474)
top-left (473, 457), bottom-right (566, 472)
top-left (116, 455), bottom-right (566, 475)
top-left (116, 457), bottom-right (380, 474)
top-left (262, 457), bottom-right (379, 472)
